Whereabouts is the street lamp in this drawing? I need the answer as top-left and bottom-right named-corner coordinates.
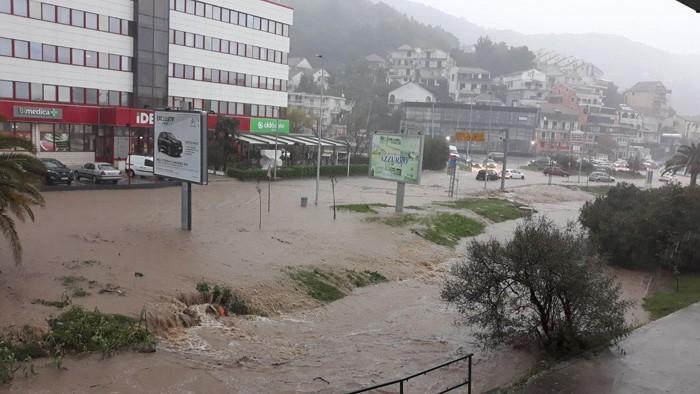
top-left (315, 54), bottom-right (325, 206)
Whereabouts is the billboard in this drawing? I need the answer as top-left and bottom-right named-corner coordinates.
top-left (369, 134), bottom-right (424, 185)
top-left (251, 118), bottom-right (290, 134)
top-left (153, 111), bottom-right (208, 185)
top-left (455, 131), bottom-right (485, 142)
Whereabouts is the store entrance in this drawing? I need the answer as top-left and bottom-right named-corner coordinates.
top-left (95, 127), bottom-right (115, 163)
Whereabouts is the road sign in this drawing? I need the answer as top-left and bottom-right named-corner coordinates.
top-left (455, 132), bottom-right (485, 142)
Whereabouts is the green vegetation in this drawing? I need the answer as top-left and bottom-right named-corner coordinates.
top-left (31, 294), bottom-right (71, 309)
top-left (643, 275), bottom-right (700, 320)
top-left (663, 143), bottom-right (700, 187)
top-left (415, 213), bottom-right (485, 247)
top-left (439, 198), bottom-right (527, 223)
top-left (194, 282), bottom-right (252, 315)
top-left (227, 165), bottom-right (368, 181)
top-left (288, 267), bottom-right (387, 303)
top-left (336, 203), bottom-right (391, 214)
top-left (366, 213), bottom-right (422, 227)
top-left (564, 185), bottom-right (613, 196)
top-left (423, 137), bottom-right (450, 171)
top-left (58, 276), bottom-right (90, 298)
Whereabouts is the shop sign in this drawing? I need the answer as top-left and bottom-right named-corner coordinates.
top-left (135, 111), bottom-right (155, 126)
top-left (455, 131), bottom-right (485, 142)
top-left (251, 118), bottom-right (290, 134)
top-left (13, 106), bottom-right (63, 119)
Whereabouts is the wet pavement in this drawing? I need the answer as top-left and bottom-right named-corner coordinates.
top-left (518, 302), bottom-right (700, 394)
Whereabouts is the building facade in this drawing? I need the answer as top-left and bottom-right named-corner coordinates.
top-left (287, 91), bottom-right (352, 133)
top-left (400, 102), bottom-right (538, 155)
top-left (496, 69), bottom-right (548, 107)
top-left (534, 103), bottom-right (581, 155)
top-left (388, 82), bottom-right (435, 111)
top-left (0, 0), bottom-right (292, 165)
top-left (386, 45), bottom-right (455, 87)
top-left (624, 81), bottom-right (670, 115)
top-left (448, 67), bottom-right (492, 104)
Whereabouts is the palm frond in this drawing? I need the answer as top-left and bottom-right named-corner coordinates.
top-left (0, 210), bottom-right (21, 264)
top-left (0, 135), bottom-right (37, 153)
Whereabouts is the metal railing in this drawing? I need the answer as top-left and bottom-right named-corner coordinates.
top-left (347, 354), bottom-right (473, 394)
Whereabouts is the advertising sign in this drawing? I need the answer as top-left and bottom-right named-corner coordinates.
top-left (153, 111), bottom-right (207, 185)
top-left (369, 134), bottom-right (424, 185)
top-left (251, 118), bottom-right (290, 134)
top-left (13, 106), bottom-right (63, 119)
top-left (455, 131), bottom-right (485, 142)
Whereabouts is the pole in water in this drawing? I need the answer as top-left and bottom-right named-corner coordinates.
top-left (181, 182), bottom-right (192, 231)
top-left (331, 177), bottom-right (337, 220)
top-left (256, 185), bottom-right (262, 231)
top-left (500, 128), bottom-right (509, 192)
top-left (395, 182), bottom-right (406, 214)
top-left (267, 174), bottom-right (271, 213)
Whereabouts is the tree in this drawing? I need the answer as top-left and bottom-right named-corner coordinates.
top-left (663, 143), bottom-right (700, 187)
top-left (0, 132), bottom-right (46, 264)
top-left (208, 116), bottom-right (239, 171)
top-left (287, 108), bottom-right (315, 134)
top-left (596, 134), bottom-right (617, 157)
top-left (422, 136), bottom-right (449, 171)
top-left (603, 82), bottom-right (625, 108)
top-left (442, 217), bottom-right (630, 356)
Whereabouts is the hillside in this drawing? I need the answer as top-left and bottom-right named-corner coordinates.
top-left (282, 0), bottom-right (460, 67)
top-left (376, 0), bottom-right (700, 115)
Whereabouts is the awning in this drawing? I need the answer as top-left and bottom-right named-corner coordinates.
top-left (238, 134), bottom-right (349, 148)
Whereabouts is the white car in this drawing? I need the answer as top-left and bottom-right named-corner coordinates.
top-left (504, 169), bottom-right (525, 179)
top-left (126, 155), bottom-right (154, 177)
top-left (75, 162), bottom-right (122, 184)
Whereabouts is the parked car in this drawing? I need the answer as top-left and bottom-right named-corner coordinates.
top-left (504, 169), bottom-right (525, 180)
top-left (476, 169), bottom-right (500, 181)
top-left (589, 171), bottom-right (616, 182)
top-left (659, 174), bottom-right (681, 185)
top-left (126, 155), bottom-right (154, 177)
top-left (543, 166), bottom-right (570, 177)
top-left (487, 152), bottom-right (505, 162)
top-left (75, 162), bottom-right (122, 184)
top-left (157, 132), bottom-right (183, 158)
top-left (529, 157), bottom-right (552, 168)
top-left (40, 158), bottom-right (73, 185)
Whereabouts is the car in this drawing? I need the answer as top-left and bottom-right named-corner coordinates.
top-left (488, 152), bottom-right (505, 162)
top-left (476, 169), bottom-right (500, 181)
top-left (589, 171), bottom-right (616, 182)
top-left (157, 132), bottom-right (183, 158)
top-left (40, 158), bottom-right (73, 185)
top-left (126, 155), bottom-right (154, 178)
top-left (504, 169), bottom-right (525, 180)
top-left (543, 166), bottom-right (570, 177)
top-left (659, 174), bottom-right (681, 185)
top-left (529, 157), bottom-right (553, 169)
top-left (75, 162), bottom-right (122, 184)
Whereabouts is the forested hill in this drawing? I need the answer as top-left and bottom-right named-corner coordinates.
top-left (283, 0), bottom-right (460, 65)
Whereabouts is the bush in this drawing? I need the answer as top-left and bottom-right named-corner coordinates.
top-left (227, 165), bottom-right (369, 180)
top-left (580, 184), bottom-right (700, 271)
top-left (423, 136), bottom-right (449, 171)
top-left (442, 217), bottom-right (630, 357)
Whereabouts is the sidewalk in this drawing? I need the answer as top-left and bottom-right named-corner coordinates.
top-left (518, 303), bottom-right (700, 393)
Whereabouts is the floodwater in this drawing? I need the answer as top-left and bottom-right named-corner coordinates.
top-left (0, 173), bottom-right (651, 393)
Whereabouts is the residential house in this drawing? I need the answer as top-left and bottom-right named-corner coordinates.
top-left (288, 92), bottom-right (353, 133)
top-left (448, 67), bottom-right (493, 103)
top-left (388, 82), bottom-right (436, 111)
top-left (535, 103), bottom-right (581, 155)
top-left (386, 45), bottom-right (455, 87)
top-left (365, 54), bottom-right (387, 70)
top-left (624, 81), bottom-right (671, 115)
top-left (496, 69), bottom-right (548, 107)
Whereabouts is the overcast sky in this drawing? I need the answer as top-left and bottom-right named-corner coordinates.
top-left (410, 0), bottom-right (700, 55)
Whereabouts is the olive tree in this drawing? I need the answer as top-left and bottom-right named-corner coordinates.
top-left (441, 217), bottom-right (630, 356)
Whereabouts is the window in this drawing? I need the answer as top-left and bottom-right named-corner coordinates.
top-left (204, 36), bottom-right (211, 50)
top-left (195, 1), bottom-right (204, 16)
top-left (211, 69), bottom-right (219, 83)
top-left (245, 45), bottom-right (252, 58)
top-left (194, 66), bottom-right (202, 80)
top-left (231, 10), bottom-right (238, 24)
top-left (57, 46), bottom-right (70, 63)
top-left (120, 92), bottom-right (130, 107)
top-left (175, 30), bottom-right (185, 45)
top-left (56, 6), bottom-right (69, 24)
top-left (261, 19), bottom-right (268, 32)
top-left (108, 54), bottom-right (119, 70)
top-left (71, 9), bottom-right (84, 27)
top-left (184, 65), bottom-right (193, 79)
top-left (276, 22), bottom-right (283, 35)
top-left (98, 14), bottom-right (108, 31)
top-left (175, 0), bottom-right (184, 11)
top-left (203, 68), bottom-right (211, 81)
top-left (185, 32), bottom-right (194, 47)
top-left (221, 40), bottom-right (229, 54)
top-left (212, 6), bottom-right (220, 20)
top-left (220, 71), bottom-right (228, 84)
top-left (84, 50), bottom-right (97, 67)
top-left (121, 19), bottom-right (129, 35)
top-left (238, 12), bottom-right (246, 25)
top-left (0, 80), bottom-right (11, 98)
top-left (29, 83), bottom-right (42, 100)
top-left (204, 4), bottom-right (212, 18)
top-left (252, 46), bottom-right (260, 59)
top-left (0, 38), bottom-right (11, 56)
top-left (69, 125), bottom-right (85, 151)
top-left (43, 84), bottom-right (56, 101)
top-left (185, 0), bottom-right (194, 14)
top-left (195, 34), bottom-right (203, 48)
top-left (212, 38), bottom-right (220, 52)
top-left (72, 87), bottom-right (84, 104)
top-left (12, 0), bottom-right (27, 16)
top-left (238, 43), bottom-right (247, 56)
top-left (85, 12), bottom-right (97, 29)
top-left (98, 52), bottom-right (108, 69)
top-left (246, 14), bottom-right (254, 28)
top-left (15, 82), bottom-right (29, 100)
top-left (99, 90), bottom-right (108, 105)
top-left (245, 74), bottom-right (251, 87)
top-left (14, 40), bottom-right (28, 58)
top-left (29, 41), bottom-right (42, 60)
top-left (58, 86), bottom-right (70, 102)
top-left (251, 76), bottom-right (259, 88)
top-left (174, 63), bottom-right (184, 78)
top-left (221, 9), bottom-right (229, 23)
top-left (121, 56), bottom-right (130, 72)
top-left (42, 44), bottom-right (56, 62)
top-left (41, 3), bottom-right (55, 21)
top-left (253, 16), bottom-right (260, 30)
top-left (260, 48), bottom-right (267, 61)
top-left (283, 24), bottom-right (289, 37)
top-left (108, 90), bottom-right (119, 106)
top-left (72, 49), bottom-right (84, 66)
top-left (0, 0), bottom-right (10, 14)
top-left (251, 104), bottom-right (258, 117)
top-left (109, 17), bottom-right (120, 34)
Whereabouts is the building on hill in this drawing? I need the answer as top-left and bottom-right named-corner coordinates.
top-left (365, 54), bottom-right (386, 70)
top-left (495, 69), bottom-right (548, 107)
top-left (388, 82), bottom-right (435, 111)
top-left (288, 92), bottom-right (352, 135)
top-left (386, 45), bottom-right (455, 87)
top-left (289, 57), bottom-right (312, 71)
top-left (448, 67), bottom-right (492, 104)
top-left (624, 81), bottom-right (671, 115)
top-left (534, 103), bottom-right (582, 156)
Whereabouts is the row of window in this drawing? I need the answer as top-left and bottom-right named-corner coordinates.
top-left (168, 96), bottom-right (286, 119)
top-left (170, 0), bottom-right (289, 37)
top-left (0, 37), bottom-right (132, 71)
top-left (0, 0), bottom-right (132, 36)
top-left (169, 29), bottom-right (288, 65)
top-left (37, 123), bottom-right (94, 152)
top-left (0, 79), bottom-right (131, 106)
top-left (169, 62), bottom-right (288, 92)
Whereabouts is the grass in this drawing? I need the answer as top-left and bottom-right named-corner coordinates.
top-left (336, 203), bottom-right (391, 214)
top-left (31, 295), bottom-right (72, 309)
top-left (288, 267), bottom-right (387, 303)
top-left (193, 282), bottom-right (252, 315)
top-left (643, 275), bottom-right (700, 320)
top-left (366, 213), bottom-right (422, 227)
top-left (564, 185), bottom-right (612, 196)
top-left (414, 213), bottom-right (486, 247)
top-left (439, 198), bottom-right (528, 223)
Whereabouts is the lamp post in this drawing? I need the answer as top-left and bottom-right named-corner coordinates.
top-left (315, 54), bottom-right (325, 206)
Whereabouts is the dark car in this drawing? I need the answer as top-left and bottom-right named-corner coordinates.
top-left (476, 169), bottom-right (500, 181)
top-left (157, 132), bottom-right (183, 158)
top-left (543, 166), bottom-right (570, 177)
top-left (40, 158), bottom-right (73, 185)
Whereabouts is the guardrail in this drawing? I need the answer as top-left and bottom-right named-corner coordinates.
top-left (347, 354), bottom-right (473, 394)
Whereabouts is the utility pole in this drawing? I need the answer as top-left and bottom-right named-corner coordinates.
top-left (500, 128), bottom-right (509, 192)
top-left (315, 54), bottom-right (325, 206)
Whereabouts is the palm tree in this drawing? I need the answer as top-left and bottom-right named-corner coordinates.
top-left (663, 143), bottom-right (700, 187)
top-left (0, 117), bottom-right (46, 264)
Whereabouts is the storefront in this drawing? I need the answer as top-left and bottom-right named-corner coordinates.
top-left (0, 100), bottom-right (264, 166)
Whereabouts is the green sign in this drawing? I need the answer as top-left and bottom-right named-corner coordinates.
top-left (370, 134), bottom-right (424, 185)
top-left (13, 106), bottom-right (63, 119)
top-left (251, 118), bottom-right (290, 134)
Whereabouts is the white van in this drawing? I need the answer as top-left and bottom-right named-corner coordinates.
top-left (126, 155), bottom-right (154, 177)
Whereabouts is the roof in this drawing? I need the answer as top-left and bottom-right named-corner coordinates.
top-left (398, 44), bottom-right (413, 51)
top-left (237, 134), bottom-right (348, 147)
top-left (389, 82), bottom-right (435, 98)
top-left (365, 54), bottom-right (385, 63)
top-left (289, 57), bottom-right (312, 69)
top-left (457, 67), bottom-right (489, 74)
top-left (626, 81), bottom-right (668, 93)
top-left (539, 103), bottom-right (579, 117)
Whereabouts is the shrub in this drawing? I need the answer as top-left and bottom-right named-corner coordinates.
top-left (227, 165), bottom-right (369, 180)
top-left (442, 217), bottom-right (630, 357)
top-left (423, 136), bottom-right (450, 171)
